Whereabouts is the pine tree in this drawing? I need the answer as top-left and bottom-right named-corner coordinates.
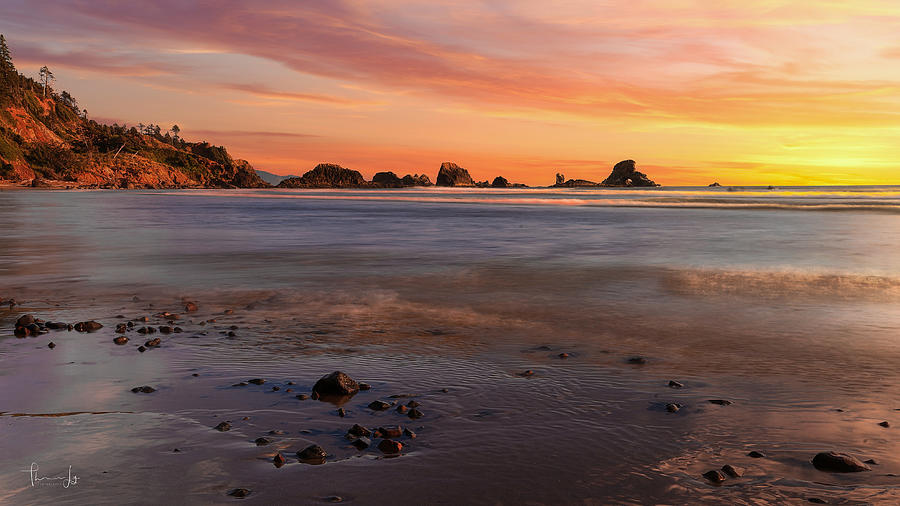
top-left (0, 34), bottom-right (13, 73)
top-left (39, 65), bottom-right (55, 97)
top-left (0, 34), bottom-right (16, 104)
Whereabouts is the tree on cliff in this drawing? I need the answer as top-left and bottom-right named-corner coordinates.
top-left (39, 65), bottom-right (55, 97)
top-left (0, 35), bottom-right (15, 105)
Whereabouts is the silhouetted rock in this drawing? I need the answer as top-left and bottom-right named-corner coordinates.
top-left (435, 162), bottom-right (474, 187)
top-left (721, 464), bottom-right (743, 478)
top-left (312, 371), bottom-right (360, 397)
top-left (556, 173), bottom-right (565, 185)
top-left (372, 171), bottom-right (404, 188)
top-left (74, 320), bottom-right (103, 332)
top-left (702, 469), bottom-right (726, 483)
top-left (297, 444), bottom-right (327, 463)
top-left (709, 182), bottom-right (721, 187)
top-left (401, 174), bottom-right (432, 186)
top-left (601, 160), bottom-right (658, 187)
top-left (812, 451), bottom-right (870, 472)
top-left (228, 488), bottom-right (251, 498)
top-left (278, 163), bottom-right (366, 188)
top-left (554, 178), bottom-right (599, 187)
top-left (491, 176), bottom-right (509, 188)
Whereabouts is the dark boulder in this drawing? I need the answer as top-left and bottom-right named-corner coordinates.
top-left (227, 488), bottom-right (251, 498)
top-left (297, 444), bottom-right (327, 463)
top-left (721, 464), bottom-right (743, 478)
top-left (312, 371), bottom-right (359, 397)
top-left (435, 162), bottom-right (474, 187)
top-left (812, 451), bottom-right (871, 472)
top-left (709, 182), bottom-right (721, 187)
top-left (702, 470), bottom-right (726, 483)
top-left (278, 163), bottom-right (366, 188)
top-left (601, 160), bottom-right (659, 187)
top-left (378, 439), bottom-right (403, 454)
top-left (131, 386), bottom-right (156, 393)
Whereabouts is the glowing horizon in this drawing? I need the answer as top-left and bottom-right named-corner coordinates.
top-left (2, 1), bottom-right (900, 186)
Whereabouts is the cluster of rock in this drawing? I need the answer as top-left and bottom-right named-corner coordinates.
top-left (274, 161), bottom-right (527, 189)
top-left (553, 160), bottom-right (659, 187)
top-left (276, 163), bottom-right (433, 189)
top-left (13, 313), bottom-right (101, 337)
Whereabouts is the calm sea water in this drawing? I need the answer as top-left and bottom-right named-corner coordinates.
top-left (1, 186), bottom-right (898, 504)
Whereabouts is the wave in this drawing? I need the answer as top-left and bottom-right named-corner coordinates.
top-left (152, 188), bottom-right (900, 212)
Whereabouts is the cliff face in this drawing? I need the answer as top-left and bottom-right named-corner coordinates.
top-left (435, 162), bottom-right (474, 186)
top-left (0, 37), bottom-right (268, 188)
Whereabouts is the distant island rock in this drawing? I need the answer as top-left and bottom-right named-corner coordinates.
top-left (708, 182), bottom-right (721, 187)
top-left (277, 163), bottom-right (366, 188)
top-left (276, 164), bottom-right (434, 189)
top-left (435, 162), bottom-right (475, 187)
top-left (372, 171), bottom-right (433, 188)
top-left (552, 160), bottom-right (659, 187)
top-left (600, 160), bottom-right (658, 187)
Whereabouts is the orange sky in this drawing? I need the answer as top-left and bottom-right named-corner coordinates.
top-left (2, 0), bottom-right (900, 185)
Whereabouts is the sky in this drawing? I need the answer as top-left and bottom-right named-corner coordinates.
top-left (2, 0), bottom-right (900, 185)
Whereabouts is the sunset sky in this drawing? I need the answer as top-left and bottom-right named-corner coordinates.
top-left (2, 1), bottom-right (900, 185)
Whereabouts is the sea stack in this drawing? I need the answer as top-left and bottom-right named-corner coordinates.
top-left (277, 163), bottom-right (366, 188)
top-left (435, 162), bottom-right (475, 187)
top-left (601, 160), bottom-right (659, 187)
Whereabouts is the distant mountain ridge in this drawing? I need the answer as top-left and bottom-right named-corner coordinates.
top-left (255, 169), bottom-right (299, 186)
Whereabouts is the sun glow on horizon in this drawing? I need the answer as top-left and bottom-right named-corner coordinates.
top-left (2, 0), bottom-right (900, 186)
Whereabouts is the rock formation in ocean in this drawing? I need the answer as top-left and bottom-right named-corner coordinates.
top-left (435, 162), bottom-right (474, 187)
top-left (600, 160), bottom-right (659, 187)
top-left (401, 174), bottom-right (432, 186)
top-left (277, 163), bottom-right (366, 188)
top-left (555, 173), bottom-right (565, 185)
top-left (491, 176), bottom-right (509, 188)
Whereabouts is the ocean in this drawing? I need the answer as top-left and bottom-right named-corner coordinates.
top-left (1, 185), bottom-right (898, 504)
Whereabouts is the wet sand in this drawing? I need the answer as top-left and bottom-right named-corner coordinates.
top-left (1, 189), bottom-right (899, 504)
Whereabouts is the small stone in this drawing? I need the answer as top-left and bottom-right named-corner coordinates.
top-left (368, 400), bottom-right (391, 411)
top-left (224, 309), bottom-right (234, 315)
top-left (296, 394), bottom-right (309, 400)
top-left (159, 326), bottom-right (172, 334)
top-left (396, 405), bottom-right (409, 414)
top-left (807, 499), bottom-right (827, 504)
top-left (325, 496), bottom-right (343, 503)
top-left (285, 388), bottom-right (293, 393)
top-left (255, 437), bottom-right (271, 446)
top-left (559, 353), bottom-right (569, 359)
top-left (46, 321), bottom-right (68, 329)
top-left (408, 408), bottom-right (424, 419)
top-left (242, 416), bottom-right (250, 421)
top-left (173, 327), bottom-right (183, 333)
top-left (878, 421), bottom-right (890, 428)
top-left (702, 469), bottom-right (726, 483)
top-left (359, 382), bottom-right (371, 390)
top-left (184, 301), bottom-right (198, 312)
top-left (273, 452), bottom-right (286, 466)
top-left (286, 381), bottom-right (295, 385)
top-left (137, 346), bottom-right (147, 352)
top-left (138, 316), bottom-right (149, 322)
top-left (348, 424), bottom-right (371, 437)
top-left (115, 323), bottom-right (127, 333)
top-left (350, 437), bottom-right (371, 450)
top-left (403, 428), bottom-right (417, 439)
top-left (721, 464), bottom-right (743, 478)
top-left (441, 388), bottom-right (449, 393)
top-left (268, 430), bottom-right (286, 435)
top-left (227, 331), bottom-right (236, 337)
top-left (47, 342), bottom-right (56, 349)
top-left (708, 399), bottom-right (732, 406)
top-left (337, 408), bottom-right (346, 417)
top-left (748, 451), bottom-right (766, 458)
top-left (74, 320), bottom-right (103, 332)
top-left (192, 373), bottom-right (199, 377)
top-left (227, 488), bottom-right (250, 498)
top-left (668, 380), bottom-right (684, 388)
top-left (296, 444), bottom-right (327, 463)
top-left (665, 403), bottom-right (681, 413)
top-left (145, 337), bottom-right (161, 347)
top-left (14, 326), bottom-right (30, 337)
top-left (812, 451), bottom-right (871, 472)
top-left (519, 370), bottom-right (535, 377)
top-left (407, 400), bottom-right (420, 408)
top-left (378, 439), bottom-right (403, 454)
top-left (214, 421), bottom-right (232, 432)
top-left (627, 356), bottom-right (647, 365)
top-left (16, 314), bottom-right (35, 327)
top-left (131, 386), bottom-right (156, 393)
top-left (173, 448), bottom-right (180, 452)
top-left (247, 378), bottom-right (265, 385)
top-left (379, 426), bottom-right (402, 438)
top-left (272, 386), bottom-right (280, 391)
